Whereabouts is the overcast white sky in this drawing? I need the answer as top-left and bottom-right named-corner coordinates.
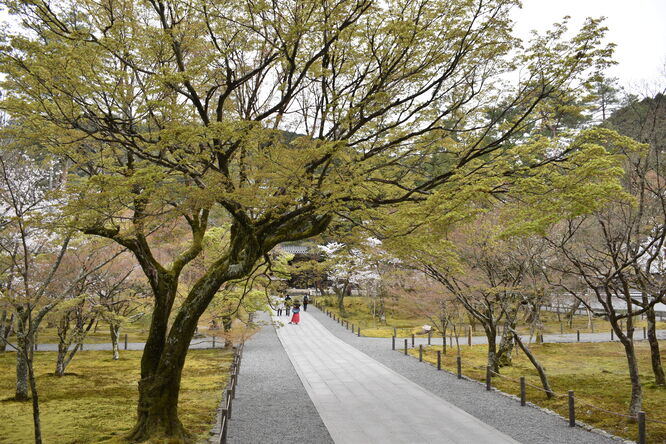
top-left (1, 1), bottom-right (664, 87)
top-left (513, 0), bottom-right (666, 87)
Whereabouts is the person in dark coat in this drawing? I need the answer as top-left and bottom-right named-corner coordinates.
top-left (303, 295), bottom-right (309, 311)
top-left (284, 295), bottom-right (292, 316)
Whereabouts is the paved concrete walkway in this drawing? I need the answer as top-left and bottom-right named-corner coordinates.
top-left (274, 312), bottom-right (518, 444)
top-left (308, 308), bottom-right (623, 444)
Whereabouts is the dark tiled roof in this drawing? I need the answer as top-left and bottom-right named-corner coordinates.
top-left (281, 245), bottom-right (309, 255)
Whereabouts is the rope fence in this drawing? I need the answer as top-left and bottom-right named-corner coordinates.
top-left (395, 337), bottom-right (665, 444)
top-left (215, 342), bottom-right (244, 444)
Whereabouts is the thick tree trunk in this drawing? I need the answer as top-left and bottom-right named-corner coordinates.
top-left (127, 363), bottom-right (189, 442)
top-left (127, 277), bottom-right (189, 442)
top-left (514, 332), bottom-right (554, 398)
top-left (497, 323), bottom-right (515, 367)
top-left (646, 307), bottom-right (666, 386)
top-left (110, 324), bottom-right (120, 361)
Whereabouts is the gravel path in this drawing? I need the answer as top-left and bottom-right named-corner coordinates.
top-left (309, 306), bottom-right (624, 444)
top-left (225, 311), bottom-right (333, 444)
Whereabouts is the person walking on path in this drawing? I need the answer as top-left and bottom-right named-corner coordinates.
top-left (289, 302), bottom-right (301, 325)
top-left (303, 295), bottom-right (309, 311)
top-left (284, 295), bottom-right (292, 316)
top-left (276, 298), bottom-right (284, 316)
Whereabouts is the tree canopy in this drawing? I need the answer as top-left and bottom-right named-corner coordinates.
top-left (0, 0), bottom-right (619, 440)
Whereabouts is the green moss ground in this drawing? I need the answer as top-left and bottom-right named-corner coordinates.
top-left (409, 341), bottom-right (666, 443)
top-left (0, 349), bottom-right (233, 443)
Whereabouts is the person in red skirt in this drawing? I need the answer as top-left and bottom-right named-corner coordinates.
top-left (289, 302), bottom-right (301, 325)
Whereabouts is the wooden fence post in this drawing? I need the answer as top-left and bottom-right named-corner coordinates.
top-left (577, 330), bottom-right (580, 342)
top-left (643, 327), bottom-right (647, 339)
top-left (568, 391), bottom-right (575, 427)
top-left (638, 411), bottom-right (646, 444)
top-left (411, 334), bottom-right (415, 347)
top-left (357, 327), bottom-right (360, 337)
top-left (485, 366), bottom-right (491, 391)
top-left (404, 339), bottom-right (408, 355)
top-left (437, 351), bottom-right (441, 370)
top-left (124, 333), bottom-right (128, 350)
top-left (392, 336), bottom-right (395, 350)
top-left (468, 328), bottom-right (472, 346)
top-left (520, 376), bottom-right (526, 406)
top-left (428, 331), bottom-right (431, 345)
top-left (221, 408), bottom-right (229, 444)
top-left (213, 336), bottom-right (216, 348)
top-left (611, 329), bottom-right (614, 341)
top-left (419, 344), bottom-right (423, 362)
top-left (456, 356), bottom-right (462, 379)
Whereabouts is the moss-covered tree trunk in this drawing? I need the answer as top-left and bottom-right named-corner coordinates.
top-left (126, 234), bottom-right (268, 442)
top-left (484, 324), bottom-right (499, 373)
top-left (496, 321), bottom-right (515, 367)
top-left (126, 274), bottom-right (184, 441)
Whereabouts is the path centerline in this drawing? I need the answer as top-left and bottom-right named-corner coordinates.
top-left (274, 311), bottom-right (519, 444)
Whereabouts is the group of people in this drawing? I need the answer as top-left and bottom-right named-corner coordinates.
top-left (275, 294), bottom-right (309, 325)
